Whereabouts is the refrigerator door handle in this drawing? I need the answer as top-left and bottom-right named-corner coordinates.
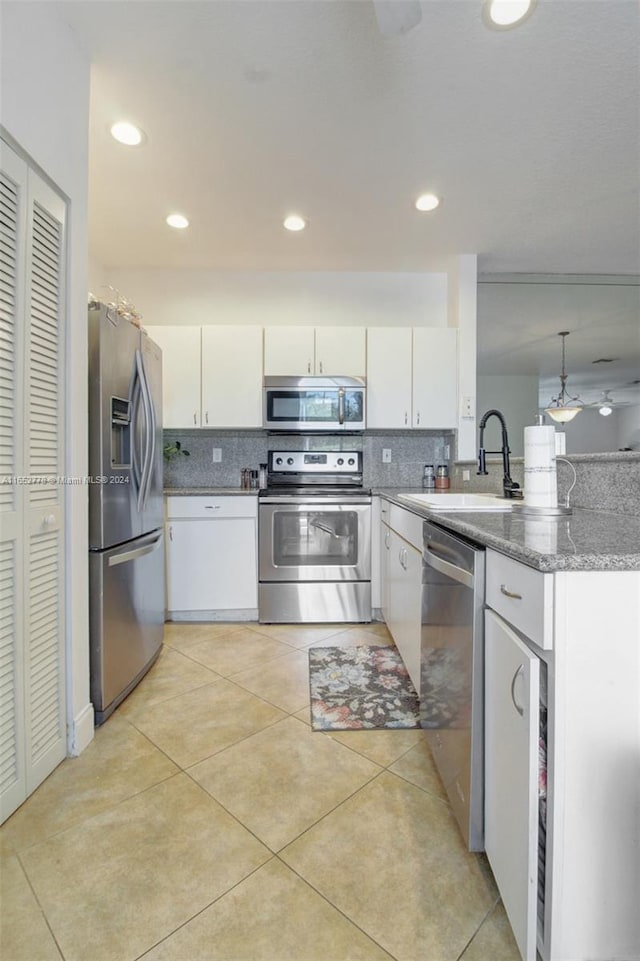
top-left (131, 373), bottom-right (142, 496)
top-left (138, 350), bottom-right (157, 511)
top-left (107, 532), bottom-right (163, 567)
top-left (135, 349), bottom-right (153, 512)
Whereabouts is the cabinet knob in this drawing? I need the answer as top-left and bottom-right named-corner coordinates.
top-left (43, 514), bottom-right (56, 529)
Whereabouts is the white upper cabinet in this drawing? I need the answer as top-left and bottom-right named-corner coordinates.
top-left (366, 327), bottom-right (413, 428)
top-left (314, 326), bottom-right (366, 376)
top-left (264, 326), bottom-right (366, 376)
top-left (145, 325), bottom-right (201, 428)
top-left (367, 326), bottom-right (458, 429)
top-left (264, 326), bottom-right (315, 375)
top-left (412, 327), bottom-right (458, 428)
top-left (201, 325), bottom-right (262, 427)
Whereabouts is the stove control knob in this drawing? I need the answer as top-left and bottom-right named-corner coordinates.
top-left (275, 457), bottom-right (283, 465)
top-left (348, 457), bottom-right (355, 466)
top-left (287, 457), bottom-right (294, 465)
top-left (337, 458), bottom-right (344, 466)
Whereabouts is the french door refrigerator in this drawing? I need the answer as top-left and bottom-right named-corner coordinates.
top-left (88, 302), bottom-right (164, 724)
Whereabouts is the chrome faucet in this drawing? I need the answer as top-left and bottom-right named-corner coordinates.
top-left (477, 409), bottom-right (523, 499)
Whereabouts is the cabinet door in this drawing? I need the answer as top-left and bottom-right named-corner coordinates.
top-left (380, 518), bottom-right (391, 623)
top-left (166, 518), bottom-right (257, 611)
top-left (412, 327), bottom-right (458, 428)
top-left (202, 326), bottom-right (262, 427)
top-left (367, 327), bottom-right (412, 428)
top-left (263, 326), bottom-right (315, 375)
top-left (315, 327), bottom-right (366, 376)
top-left (387, 530), bottom-right (422, 696)
top-left (145, 326), bottom-right (201, 428)
top-left (485, 609), bottom-right (540, 961)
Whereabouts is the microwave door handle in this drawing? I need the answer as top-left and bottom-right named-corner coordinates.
top-left (338, 387), bottom-right (345, 425)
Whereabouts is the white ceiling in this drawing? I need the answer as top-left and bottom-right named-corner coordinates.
top-left (53, 0), bottom-right (639, 395)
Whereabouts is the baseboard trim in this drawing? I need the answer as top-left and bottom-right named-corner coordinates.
top-left (166, 609), bottom-right (259, 622)
top-left (68, 702), bottom-right (95, 756)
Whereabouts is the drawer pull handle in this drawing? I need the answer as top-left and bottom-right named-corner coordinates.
top-left (511, 665), bottom-right (525, 716)
top-left (204, 505), bottom-right (221, 510)
top-left (500, 584), bottom-right (523, 600)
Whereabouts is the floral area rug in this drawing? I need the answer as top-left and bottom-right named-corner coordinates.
top-left (309, 645), bottom-right (420, 730)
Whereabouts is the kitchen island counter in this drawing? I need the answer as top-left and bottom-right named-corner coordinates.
top-left (376, 488), bottom-right (640, 572)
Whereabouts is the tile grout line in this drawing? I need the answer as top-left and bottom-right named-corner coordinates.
top-left (130, 856), bottom-right (281, 961)
top-left (271, 850), bottom-right (400, 961)
top-left (14, 849), bottom-right (67, 961)
top-left (453, 893), bottom-right (503, 961)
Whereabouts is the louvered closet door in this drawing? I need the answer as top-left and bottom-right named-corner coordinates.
top-left (0, 139), bottom-right (67, 823)
top-left (0, 144), bottom-right (27, 821)
top-left (23, 171), bottom-right (67, 795)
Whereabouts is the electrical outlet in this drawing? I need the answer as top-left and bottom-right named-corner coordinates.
top-left (462, 395), bottom-right (474, 418)
top-left (463, 469), bottom-right (470, 482)
top-left (382, 448), bottom-right (392, 463)
top-left (212, 448), bottom-right (222, 463)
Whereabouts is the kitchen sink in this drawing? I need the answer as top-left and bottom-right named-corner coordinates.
top-left (397, 492), bottom-right (514, 511)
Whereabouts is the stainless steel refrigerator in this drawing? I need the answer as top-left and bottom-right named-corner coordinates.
top-left (88, 302), bottom-right (164, 724)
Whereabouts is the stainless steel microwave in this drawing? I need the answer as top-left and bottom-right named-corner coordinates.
top-left (263, 376), bottom-right (366, 431)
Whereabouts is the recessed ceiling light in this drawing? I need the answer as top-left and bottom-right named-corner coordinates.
top-left (415, 193), bottom-right (440, 212)
top-left (166, 214), bottom-right (189, 230)
top-left (484, 0), bottom-right (536, 29)
top-left (283, 215), bottom-right (306, 232)
top-left (110, 121), bottom-right (144, 146)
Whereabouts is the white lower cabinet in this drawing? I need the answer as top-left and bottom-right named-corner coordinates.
top-left (379, 500), bottom-right (423, 696)
top-left (485, 608), bottom-right (541, 961)
top-left (484, 549), bottom-right (640, 961)
top-left (165, 496), bottom-right (258, 617)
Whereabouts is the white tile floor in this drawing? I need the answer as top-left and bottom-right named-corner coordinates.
top-left (0, 622), bottom-right (520, 961)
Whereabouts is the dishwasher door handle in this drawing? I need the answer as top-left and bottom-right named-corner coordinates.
top-left (424, 546), bottom-right (473, 589)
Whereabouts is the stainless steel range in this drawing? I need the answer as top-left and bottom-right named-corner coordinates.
top-left (258, 450), bottom-right (372, 623)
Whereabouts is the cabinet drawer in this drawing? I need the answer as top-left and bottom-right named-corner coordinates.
top-left (485, 549), bottom-right (553, 649)
top-left (165, 495), bottom-right (258, 519)
top-left (389, 503), bottom-right (423, 551)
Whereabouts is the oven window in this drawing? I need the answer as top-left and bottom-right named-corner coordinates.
top-left (273, 510), bottom-right (359, 566)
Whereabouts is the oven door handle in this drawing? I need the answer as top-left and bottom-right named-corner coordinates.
top-left (310, 518), bottom-right (343, 538)
top-left (424, 544), bottom-right (474, 589)
top-left (259, 496), bottom-right (372, 505)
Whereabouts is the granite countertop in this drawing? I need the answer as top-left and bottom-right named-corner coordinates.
top-left (164, 487), bottom-right (259, 496)
top-left (375, 488), bottom-right (640, 573)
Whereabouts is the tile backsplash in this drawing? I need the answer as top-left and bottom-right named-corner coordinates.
top-left (163, 429), bottom-right (455, 489)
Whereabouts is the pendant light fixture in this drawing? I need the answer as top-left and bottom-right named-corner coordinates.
top-left (544, 331), bottom-right (582, 423)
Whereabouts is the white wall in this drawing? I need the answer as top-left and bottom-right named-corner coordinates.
top-left (103, 268), bottom-right (448, 328)
top-left (561, 407), bottom-right (624, 454)
top-left (1, 3), bottom-right (93, 753)
top-left (617, 404), bottom-right (640, 451)
top-left (477, 375), bottom-right (540, 457)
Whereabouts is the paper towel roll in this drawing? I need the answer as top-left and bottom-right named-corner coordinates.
top-left (524, 425), bottom-right (557, 508)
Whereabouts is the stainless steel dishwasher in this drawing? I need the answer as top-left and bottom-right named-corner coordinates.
top-left (420, 521), bottom-right (485, 851)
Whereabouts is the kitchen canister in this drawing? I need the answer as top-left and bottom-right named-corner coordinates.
top-left (435, 465), bottom-right (450, 490)
top-left (422, 464), bottom-right (435, 489)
